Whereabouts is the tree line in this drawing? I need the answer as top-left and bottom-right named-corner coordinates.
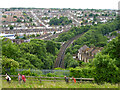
top-left (49, 16), bottom-right (72, 26)
top-left (2, 39), bottom-right (61, 73)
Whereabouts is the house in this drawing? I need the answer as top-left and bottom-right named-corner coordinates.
top-left (4, 11), bottom-right (23, 17)
top-left (2, 16), bottom-right (17, 22)
top-left (77, 45), bottom-right (103, 62)
top-left (3, 38), bottom-right (30, 44)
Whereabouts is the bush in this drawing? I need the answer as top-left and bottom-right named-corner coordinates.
top-left (93, 53), bottom-right (120, 84)
top-left (47, 73), bottom-right (56, 77)
top-left (69, 67), bottom-right (95, 78)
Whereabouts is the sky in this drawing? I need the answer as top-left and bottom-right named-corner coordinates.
top-left (0, 0), bottom-right (120, 9)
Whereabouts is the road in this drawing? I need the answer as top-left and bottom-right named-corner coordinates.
top-left (30, 11), bottom-right (52, 29)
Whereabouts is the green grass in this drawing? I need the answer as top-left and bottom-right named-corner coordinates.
top-left (1, 78), bottom-right (118, 88)
top-left (0, 77), bottom-right (2, 89)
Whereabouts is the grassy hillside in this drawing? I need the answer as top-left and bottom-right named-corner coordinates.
top-left (2, 79), bottom-right (118, 88)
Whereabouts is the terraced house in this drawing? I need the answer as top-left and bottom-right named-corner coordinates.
top-left (78, 45), bottom-right (103, 62)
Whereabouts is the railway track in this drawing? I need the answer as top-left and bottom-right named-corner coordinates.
top-left (54, 33), bottom-right (83, 68)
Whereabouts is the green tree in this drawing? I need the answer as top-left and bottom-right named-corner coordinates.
top-left (2, 39), bottom-right (21, 60)
top-left (29, 18), bottom-right (32, 22)
top-left (46, 41), bottom-right (56, 55)
top-left (93, 53), bottom-right (120, 84)
top-left (2, 15), bottom-right (7, 18)
top-left (24, 53), bottom-right (43, 69)
top-left (2, 56), bottom-right (19, 74)
top-left (13, 16), bottom-right (17, 18)
top-left (9, 25), bottom-right (14, 30)
top-left (15, 36), bottom-right (19, 39)
top-left (2, 56), bottom-right (19, 69)
top-left (22, 34), bottom-right (27, 39)
top-left (64, 53), bottom-right (79, 68)
top-left (17, 19), bottom-right (21, 22)
top-left (110, 31), bottom-right (118, 36)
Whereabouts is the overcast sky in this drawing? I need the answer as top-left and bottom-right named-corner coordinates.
top-left (0, 0), bottom-right (120, 9)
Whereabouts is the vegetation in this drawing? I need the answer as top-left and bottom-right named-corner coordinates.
top-left (1, 14), bottom-right (120, 86)
top-left (29, 18), bottom-right (32, 22)
top-left (65, 17), bottom-right (119, 55)
top-left (8, 25), bottom-right (14, 30)
top-left (64, 53), bottom-right (79, 68)
top-left (2, 39), bottom-right (61, 74)
top-left (2, 79), bottom-right (118, 88)
top-left (49, 16), bottom-right (72, 26)
top-left (110, 31), bottom-right (118, 36)
top-left (17, 19), bottom-right (22, 22)
top-left (2, 15), bottom-right (7, 18)
top-left (61, 16), bottom-right (120, 84)
top-left (13, 16), bottom-right (17, 18)
top-left (92, 34), bottom-right (120, 84)
top-left (42, 17), bottom-right (50, 20)
top-left (55, 25), bottom-right (90, 42)
top-left (69, 35), bottom-right (120, 84)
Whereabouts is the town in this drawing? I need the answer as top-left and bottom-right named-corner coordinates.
top-left (1, 8), bottom-right (117, 39)
top-left (1, 8), bottom-right (119, 64)
top-left (1, 1), bottom-right (120, 88)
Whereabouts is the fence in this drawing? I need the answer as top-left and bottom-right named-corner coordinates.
top-left (1, 75), bottom-right (94, 83)
top-left (6, 69), bottom-right (70, 76)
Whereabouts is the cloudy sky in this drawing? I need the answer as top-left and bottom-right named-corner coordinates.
top-left (0, 0), bottom-right (120, 9)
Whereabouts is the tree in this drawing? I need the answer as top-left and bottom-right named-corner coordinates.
top-left (64, 53), bottom-right (79, 68)
top-left (48, 10), bottom-right (50, 13)
top-left (92, 21), bottom-right (95, 25)
top-left (2, 56), bottom-right (19, 74)
top-left (43, 53), bottom-right (55, 69)
top-left (93, 53), bottom-right (120, 84)
top-left (110, 31), bottom-right (118, 36)
top-left (29, 18), bottom-right (32, 22)
top-left (18, 58), bottom-right (36, 69)
top-left (89, 13), bottom-right (94, 17)
top-left (85, 20), bottom-right (88, 23)
top-left (9, 25), bottom-right (14, 30)
top-left (24, 53), bottom-right (43, 69)
top-left (102, 36), bottom-right (120, 67)
top-left (2, 38), bottom-right (58, 70)
top-left (36, 34), bottom-right (40, 37)
top-left (15, 36), bottom-right (19, 39)
top-left (13, 16), bottom-right (17, 18)
top-left (17, 19), bottom-right (21, 22)
top-left (2, 15), bottom-right (7, 18)
top-left (2, 39), bottom-right (21, 60)
top-left (22, 34), bottom-right (27, 39)
top-left (30, 34), bottom-right (35, 38)
top-left (49, 16), bottom-right (72, 26)
top-left (2, 56), bottom-right (19, 69)
top-left (46, 41), bottom-right (56, 55)
top-left (27, 16), bottom-right (30, 19)
top-left (67, 60), bottom-right (79, 68)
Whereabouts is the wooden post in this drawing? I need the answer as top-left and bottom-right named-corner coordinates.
top-left (54, 77), bottom-right (56, 83)
top-left (80, 77), bottom-right (82, 83)
top-left (68, 77), bottom-right (69, 83)
top-left (40, 76), bottom-right (41, 83)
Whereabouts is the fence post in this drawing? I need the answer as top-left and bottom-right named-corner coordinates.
top-left (54, 77), bottom-right (56, 83)
top-left (80, 77), bottom-right (82, 83)
top-left (68, 77), bottom-right (69, 83)
top-left (40, 76), bottom-right (41, 83)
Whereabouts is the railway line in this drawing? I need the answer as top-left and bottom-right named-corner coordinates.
top-left (54, 33), bottom-right (83, 68)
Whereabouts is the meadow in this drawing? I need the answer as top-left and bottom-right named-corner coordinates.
top-left (1, 79), bottom-right (118, 88)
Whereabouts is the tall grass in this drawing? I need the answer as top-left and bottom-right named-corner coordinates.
top-left (2, 78), bottom-right (118, 88)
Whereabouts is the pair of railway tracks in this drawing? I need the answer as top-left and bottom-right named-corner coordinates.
top-left (54, 33), bottom-right (83, 68)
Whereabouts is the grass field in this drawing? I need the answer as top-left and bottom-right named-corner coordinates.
top-left (1, 79), bottom-right (118, 88)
